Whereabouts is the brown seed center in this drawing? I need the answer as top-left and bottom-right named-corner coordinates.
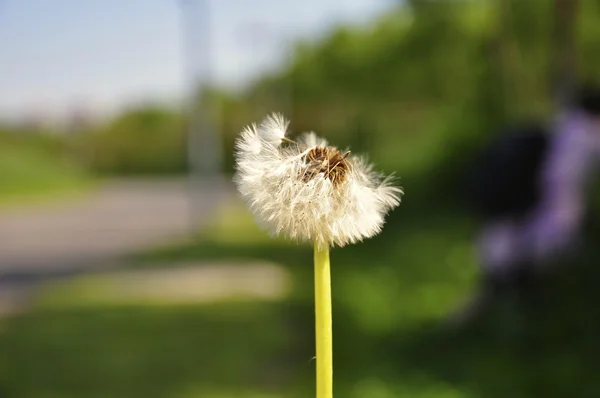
top-left (302, 146), bottom-right (350, 186)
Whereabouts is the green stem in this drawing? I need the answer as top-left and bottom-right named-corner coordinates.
top-left (314, 242), bottom-right (333, 398)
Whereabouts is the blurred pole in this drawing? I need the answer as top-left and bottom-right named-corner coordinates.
top-left (179, 0), bottom-right (222, 231)
top-left (552, 0), bottom-right (580, 110)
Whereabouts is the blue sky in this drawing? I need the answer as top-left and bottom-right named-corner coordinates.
top-left (0, 0), bottom-right (393, 121)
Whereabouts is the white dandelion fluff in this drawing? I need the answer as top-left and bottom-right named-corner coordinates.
top-left (234, 113), bottom-right (403, 249)
top-left (258, 112), bottom-right (289, 146)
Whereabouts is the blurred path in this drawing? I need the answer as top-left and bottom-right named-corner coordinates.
top-left (36, 262), bottom-right (291, 307)
top-left (0, 177), bottom-right (234, 285)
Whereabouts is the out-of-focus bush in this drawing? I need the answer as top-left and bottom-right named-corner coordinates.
top-left (81, 106), bottom-right (186, 175)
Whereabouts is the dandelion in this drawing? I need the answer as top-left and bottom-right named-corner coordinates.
top-left (234, 113), bottom-right (403, 398)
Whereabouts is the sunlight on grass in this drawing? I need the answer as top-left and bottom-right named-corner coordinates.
top-left (200, 199), bottom-right (291, 246)
top-left (0, 181), bottom-right (95, 211)
top-left (0, 144), bottom-right (93, 208)
top-left (33, 263), bottom-right (292, 309)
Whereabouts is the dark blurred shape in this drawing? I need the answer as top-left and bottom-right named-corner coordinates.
top-left (578, 82), bottom-right (600, 115)
top-left (457, 84), bottom-right (600, 325)
top-left (466, 84), bottom-right (600, 220)
top-left (466, 123), bottom-right (548, 219)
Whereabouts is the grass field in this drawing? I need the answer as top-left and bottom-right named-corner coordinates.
top-left (3, 189), bottom-right (600, 398)
top-left (0, 142), bottom-right (91, 207)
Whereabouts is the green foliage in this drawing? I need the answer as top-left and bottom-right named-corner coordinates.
top-left (83, 106), bottom-right (186, 175)
top-left (211, 0), bottom-right (559, 183)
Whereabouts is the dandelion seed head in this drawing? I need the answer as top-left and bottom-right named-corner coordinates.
top-left (234, 113), bottom-right (403, 248)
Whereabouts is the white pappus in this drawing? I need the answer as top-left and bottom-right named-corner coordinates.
top-left (233, 113), bottom-right (403, 249)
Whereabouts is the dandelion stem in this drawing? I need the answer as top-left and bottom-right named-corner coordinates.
top-left (314, 242), bottom-right (333, 398)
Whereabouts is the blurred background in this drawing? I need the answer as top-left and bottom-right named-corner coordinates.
top-left (2, 0), bottom-right (600, 397)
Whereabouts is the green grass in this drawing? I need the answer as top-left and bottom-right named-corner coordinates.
top-left (0, 142), bottom-right (92, 207)
top-left (2, 194), bottom-right (600, 397)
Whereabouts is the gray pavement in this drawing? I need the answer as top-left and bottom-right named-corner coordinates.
top-left (0, 177), bottom-right (234, 286)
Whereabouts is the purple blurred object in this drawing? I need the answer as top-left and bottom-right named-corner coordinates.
top-left (479, 110), bottom-right (600, 275)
